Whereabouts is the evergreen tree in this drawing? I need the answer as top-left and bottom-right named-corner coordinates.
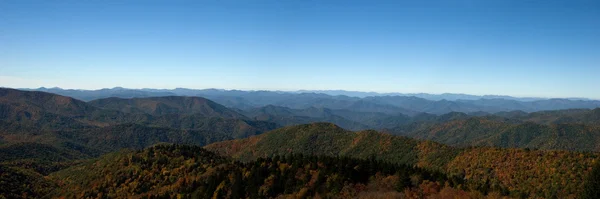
top-left (581, 161), bottom-right (600, 199)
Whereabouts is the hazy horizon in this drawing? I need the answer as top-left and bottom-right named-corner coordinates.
top-left (2, 1), bottom-right (599, 98)
top-left (4, 85), bottom-right (597, 100)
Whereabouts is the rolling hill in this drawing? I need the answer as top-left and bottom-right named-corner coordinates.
top-left (89, 96), bottom-right (248, 118)
top-left (0, 88), bottom-right (278, 138)
top-left (242, 105), bottom-right (370, 130)
top-left (205, 123), bottom-right (598, 198)
top-left (387, 110), bottom-right (600, 152)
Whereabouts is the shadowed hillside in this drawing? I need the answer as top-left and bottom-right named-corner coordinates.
top-left (89, 96), bottom-right (248, 118)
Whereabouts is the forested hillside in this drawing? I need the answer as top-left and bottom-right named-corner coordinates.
top-left (50, 144), bottom-right (500, 198)
top-left (390, 115), bottom-right (600, 152)
top-left (205, 123), bottom-right (598, 198)
top-left (88, 96), bottom-right (248, 118)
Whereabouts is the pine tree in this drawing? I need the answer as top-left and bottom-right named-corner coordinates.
top-left (396, 170), bottom-right (412, 192)
top-left (581, 161), bottom-right (600, 199)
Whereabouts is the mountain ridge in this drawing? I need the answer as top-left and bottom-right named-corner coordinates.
top-left (24, 87), bottom-right (600, 115)
top-left (88, 96), bottom-right (248, 119)
top-left (29, 86), bottom-right (597, 101)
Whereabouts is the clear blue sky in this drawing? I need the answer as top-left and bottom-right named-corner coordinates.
top-left (1, 0), bottom-right (599, 98)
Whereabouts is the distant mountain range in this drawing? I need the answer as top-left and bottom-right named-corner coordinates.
top-left (22, 87), bottom-right (600, 116)
top-left (296, 89), bottom-right (555, 101)
top-left (32, 87), bottom-right (594, 101)
top-left (3, 87), bottom-right (600, 152)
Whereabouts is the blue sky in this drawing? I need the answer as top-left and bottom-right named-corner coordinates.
top-left (1, 0), bottom-right (599, 98)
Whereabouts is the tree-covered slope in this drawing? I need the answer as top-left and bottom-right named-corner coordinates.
top-left (0, 88), bottom-right (279, 144)
top-left (447, 147), bottom-right (597, 198)
top-left (581, 160), bottom-right (600, 199)
top-left (205, 123), bottom-right (456, 168)
top-left (242, 105), bottom-right (371, 130)
top-left (0, 165), bottom-right (57, 199)
top-left (89, 96), bottom-right (248, 118)
top-left (142, 114), bottom-right (280, 139)
top-left (205, 123), bottom-right (598, 198)
top-left (497, 108), bottom-right (600, 125)
top-left (49, 144), bottom-right (488, 199)
top-left (397, 117), bottom-right (600, 152)
top-left (0, 88), bottom-right (96, 118)
top-left (55, 123), bottom-right (233, 152)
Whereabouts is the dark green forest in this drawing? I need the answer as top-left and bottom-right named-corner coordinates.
top-left (50, 144), bottom-right (507, 199)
